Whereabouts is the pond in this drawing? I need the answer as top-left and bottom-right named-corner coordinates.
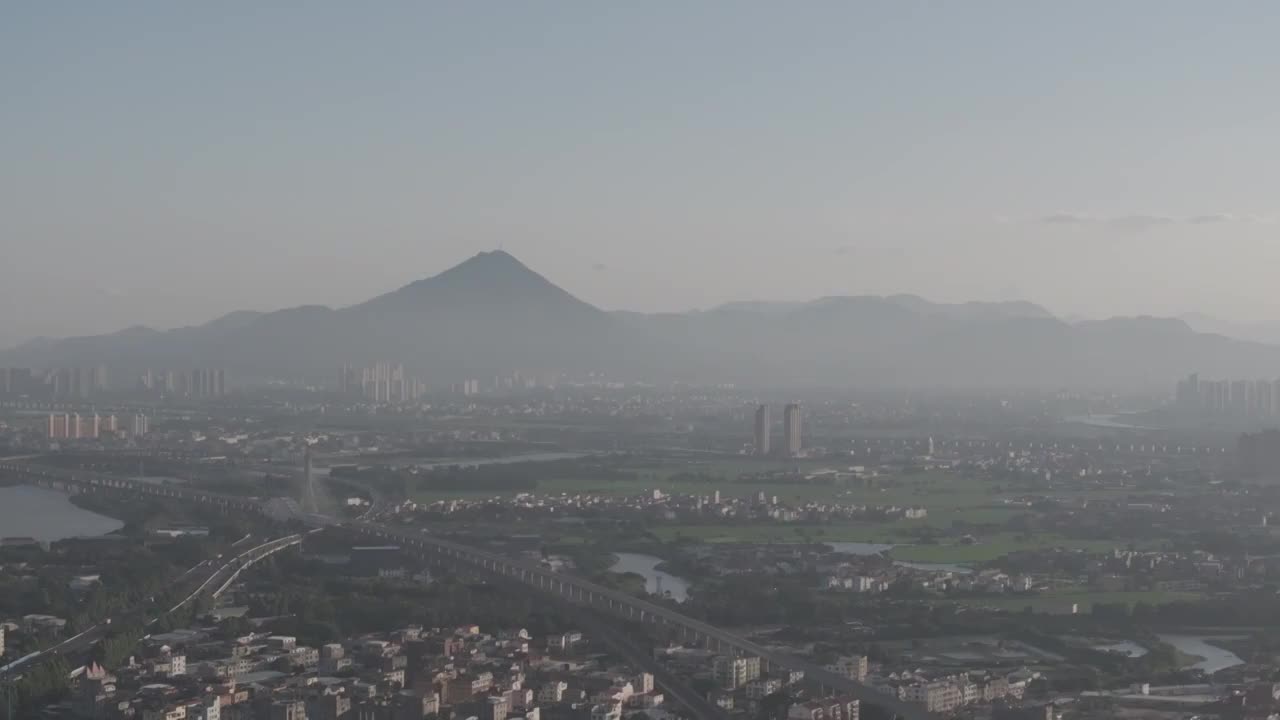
top-left (0, 485), bottom-right (123, 542)
top-left (609, 552), bottom-right (691, 602)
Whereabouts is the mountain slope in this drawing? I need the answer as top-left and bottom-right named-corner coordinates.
top-left (5, 252), bottom-right (1280, 388)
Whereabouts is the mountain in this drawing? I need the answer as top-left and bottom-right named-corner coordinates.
top-left (1179, 312), bottom-right (1280, 346)
top-left (6, 250), bottom-right (1280, 389)
top-left (1, 251), bottom-right (614, 382)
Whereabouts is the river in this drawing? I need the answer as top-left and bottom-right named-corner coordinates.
top-left (609, 553), bottom-right (691, 602)
top-left (1157, 634), bottom-right (1245, 673)
top-left (0, 485), bottom-right (123, 542)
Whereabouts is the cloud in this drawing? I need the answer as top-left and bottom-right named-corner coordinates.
top-left (1187, 213), bottom-right (1234, 224)
top-left (591, 263), bottom-right (608, 271)
top-left (1039, 212), bottom-right (1094, 225)
top-left (1107, 214), bottom-right (1177, 232)
top-left (1186, 213), bottom-right (1269, 224)
top-left (1030, 212), bottom-right (1269, 231)
top-left (824, 245), bottom-right (909, 259)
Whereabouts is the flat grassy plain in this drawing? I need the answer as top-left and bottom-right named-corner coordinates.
top-left (890, 536), bottom-right (1122, 563)
top-left (407, 454), bottom-right (1157, 564)
top-left (962, 590), bottom-right (1204, 614)
top-left (646, 524), bottom-right (1122, 563)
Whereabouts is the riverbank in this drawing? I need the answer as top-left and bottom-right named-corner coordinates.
top-left (608, 552), bottom-right (691, 602)
top-left (0, 485), bottom-right (123, 542)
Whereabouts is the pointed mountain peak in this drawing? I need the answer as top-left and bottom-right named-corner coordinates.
top-left (436, 250), bottom-right (537, 281)
top-left (349, 250), bottom-right (602, 314)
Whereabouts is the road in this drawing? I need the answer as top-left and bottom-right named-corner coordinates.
top-left (574, 609), bottom-right (728, 720)
top-left (0, 535), bottom-right (298, 680)
top-left (1, 457), bottom-right (926, 718)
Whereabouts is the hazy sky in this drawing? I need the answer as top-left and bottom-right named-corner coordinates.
top-left (4, 2), bottom-right (1280, 347)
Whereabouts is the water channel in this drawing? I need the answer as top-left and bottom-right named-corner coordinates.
top-left (608, 553), bottom-right (691, 602)
top-left (1157, 634), bottom-right (1245, 673)
top-left (0, 485), bottom-right (123, 542)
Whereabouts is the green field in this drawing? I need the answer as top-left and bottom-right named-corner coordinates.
top-left (889, 535), bottom-right (1122, 563)
top-left (645, 523), bottom-right (1125, 563)
top-left (962, 590), bottom-right (1204, 614)
top-left (403, 455), bottom-right (1160, 566)
top-left (649, 522), bottom-right (900, 544)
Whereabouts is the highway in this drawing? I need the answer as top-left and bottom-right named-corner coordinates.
top-left (573, 608), bottom-right (728, 720)
top-left (0, 535), bottom-right (299, 681)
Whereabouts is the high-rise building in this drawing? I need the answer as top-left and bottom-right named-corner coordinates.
top-left (1257, 379), bottom-right (1274, 416)
top-left (753, 404), bottom-right (771, 455)
top-left (783, 403), bottom-right (802, 457)
top-left (1231, 380), bottom-right (1250, 413)
top-left (131, 413), bottom-right (150, 437)
top-left (46, 367), bottom-right (106, 399)
top-left (47, 413), bottom-right (70, 439)
top-left (343, 362), bottom-right (423, 403)
top-left (0, 368), bottom-right (34, 395)
top-left (339, 365), bottom-right (359, 394)
top-left (181, 368), bottom-right (229, 398)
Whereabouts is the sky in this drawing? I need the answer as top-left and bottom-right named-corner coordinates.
top-left (4, 2), bottom-right (1280, 347)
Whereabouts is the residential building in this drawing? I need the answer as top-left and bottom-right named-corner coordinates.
top-left (825, 656), bottom-right (868, 682)
top-left (538, 682), bottom-right (568, 703)
top-left (713, 655), bottom-right (761, 689)
top-left (754, 404), bottom-right (771, 455)
top-left (590, 704), bottom-right (622, 720)
top-left (903, 681), bottom-right (964, 714)
top-left (268, 699), bottom-right (307, 720)
top-left (142, 705), bottom-right (188, 720)
top-left (784, 403), bottom-right (802, 456)
top-left (307, 693), bottom-right (353, 720)
top-left (47, 412), bottom-right (70, 439)
top-left (746, 678), bottom-right (782, 700)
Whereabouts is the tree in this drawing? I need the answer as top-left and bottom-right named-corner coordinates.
top-left (759, 691), bottom-right (793, 720)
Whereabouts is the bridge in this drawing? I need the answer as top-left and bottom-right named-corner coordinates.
top-left (0, 533), bottom-right (301, 681)
top-left (0, 458), bottom-right (928, 720)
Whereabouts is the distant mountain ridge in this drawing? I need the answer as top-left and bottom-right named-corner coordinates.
top-left (5, 250), bottom-right (1280, 389)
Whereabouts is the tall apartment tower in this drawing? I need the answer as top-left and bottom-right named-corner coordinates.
top-left (753, 405), bottom-right (771, 455)
top-left (783, 403), bottom-right (802, 457)
top-left (48, 413), bottom-right (70, 439)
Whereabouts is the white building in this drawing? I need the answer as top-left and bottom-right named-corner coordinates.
top-left (713, 656), bottom-right (762, 689)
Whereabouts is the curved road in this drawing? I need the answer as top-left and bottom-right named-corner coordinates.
top-left (0, 535), bottom-right (299, 680)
